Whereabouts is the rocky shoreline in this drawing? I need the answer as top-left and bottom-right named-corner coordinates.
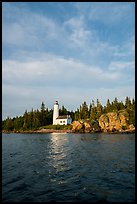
top-left (2, 129), bottom-right (73, 134)
top-left (2, 128), bottom-right (135, 134)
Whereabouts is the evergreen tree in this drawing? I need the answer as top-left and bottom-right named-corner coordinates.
top-left (106, 99), bottom-right (111, 113)
top-left (14, 116), bottom-right (24, 130)
top-left (89, 102), bottom-right (92, 113)
top-left (125, 96), bottom-right (131, 110)
top-left (112, 97), bottom-right (119, 111)
top-left (47, 109), bottom-right (53, 125)
top-left (128, 98), bottom-right (135, 125)
top-left (102, 106), bottom-right (107, 114)
top-left (60, 105), bottom-right (68, 115)
top-left (5, 117), bottom-right (14, 131)
top-left (69, 110), bottom-right (75, 121)
top-left (132, 98), bottom-right (135, 106)
top-left (2, 120), bottom-right (6, 130)
top-left (96, 99), bottom-right (102, 118)
top-left (39, 102), bottom-right (47, 126)
top-left (29, 108), bottom-right (34, 129)
top-left (74, 108), bottom-right (80, 120)
top-left (80, 101), bottom-right (89, 119)
top-left (128, 109), bottom-right (135, 125)
top-left (13, 116), bottom-right (19, 130)
top-left (41, 101), bottom-right (45, 112)
top-left (23, 110), bottom-right (29, 130)
top-left (118, 101), bottom-right (125, 111)
top-left (32, 110), bottom-right (40, 129)
top-left (90, 100), bottom-right (96, 121)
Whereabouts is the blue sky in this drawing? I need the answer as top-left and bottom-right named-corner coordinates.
top-left (2, 2), bottom-right (135, 119)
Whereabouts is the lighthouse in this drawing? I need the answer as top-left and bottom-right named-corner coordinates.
top-left (53, 100), bottom-right (72, 125)
top-left (53, 101), bottom-right (59, 125)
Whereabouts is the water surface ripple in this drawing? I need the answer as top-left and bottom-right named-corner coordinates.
top-left (2, 133), bottom-right (135, 202)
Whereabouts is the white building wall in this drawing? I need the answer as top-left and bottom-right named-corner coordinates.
top-left (57, 119), bottom-right (67, 125)
top-left (56, 118), bottom-right (72, 125)
top-left (53, 101), bottom-right (59, 125)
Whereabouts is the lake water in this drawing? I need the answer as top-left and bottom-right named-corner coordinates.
top-left (2, 133), bottom-right (135, 202)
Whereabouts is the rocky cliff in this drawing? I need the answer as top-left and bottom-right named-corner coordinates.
top-left (72, 120), bottom-right (100, 133)
top-left (72, 110), bottom-right (135, 133)
top-left (98, 110), bottom-right (135, 132)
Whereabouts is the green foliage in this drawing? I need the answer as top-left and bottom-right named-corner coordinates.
top-left (40, 124), bottom-right (72, 130)
top-left (4, 117), bottom-right (14, 131)
top-left (125, 96), bottom-right (132, 109)
top-left (127, 108), bottom-right (135, 126)
top-left (96, 99), bottom-right (103, 118)
top-left (121, 125), bottom-right (127, 130)
top-left (14, 116), bottom-right (24, 130)
top-left (79, 101), bottom-right (89, 119)
top-left (74, 108), bottom-right (80, 120)
top-left (60, 105), bottom-right (68, 115)
top-left (112, 97), bottom-right (119, 112)
top-left (89, 100), bottom-right (96, 121)
top-left (106, 99), bottom-right (111, 112)
top-left (2, 102), bottom-right (53, 131)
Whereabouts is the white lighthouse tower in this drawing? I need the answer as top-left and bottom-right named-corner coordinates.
top-left (53, 101), bottom-right (59, 125)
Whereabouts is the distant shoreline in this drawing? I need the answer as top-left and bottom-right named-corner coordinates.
top-left (2, 129), bottom-right (73, 134)
top-left (2, 129), bottom-right (135, 134)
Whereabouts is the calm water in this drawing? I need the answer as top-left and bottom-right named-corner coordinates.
top-left (2, 133), bottom-right (135, 202)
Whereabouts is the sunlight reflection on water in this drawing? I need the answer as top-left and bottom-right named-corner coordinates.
top-left (2, 133), bottom-right (135, 202)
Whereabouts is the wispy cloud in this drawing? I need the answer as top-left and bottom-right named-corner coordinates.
top-left (63, 16), bottom-right (92, 48)
top-left (108, 61), bottom-right (134, 71)
top-left (75, 2), bottom-right (134, 25)
top-left (2, 4), bottom-right (59, 48)
top-left (3, 52), bottom-right (126, 89)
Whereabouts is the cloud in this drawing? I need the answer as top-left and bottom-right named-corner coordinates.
top-left (63, 16), bottom-right (93, 48)
top-left (108, 61), bottom-right (135, 71)
top-left (2, 4), bottom-right (59, 48)
top-left (75, 2), bottom-right (134, 25)
top-left (62, 13), bottom-right (134, 69)
top-left (3, 51), bottom-right (125, 90)
top-left (2, 50), bottom-right (135, 119)
top-left (113, 36), bottom-right (135, 59)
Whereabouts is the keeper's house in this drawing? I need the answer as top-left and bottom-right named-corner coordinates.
top-left (53, 101), bottom-right (72, 125)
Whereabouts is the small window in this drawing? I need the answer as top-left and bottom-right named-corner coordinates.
top-left (63, 121), bottom-right (65, 123)
top-left (60, 121), bottom-right (62, 123)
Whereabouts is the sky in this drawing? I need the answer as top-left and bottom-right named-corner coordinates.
top-left (2, 2), bottom-right (135, 119)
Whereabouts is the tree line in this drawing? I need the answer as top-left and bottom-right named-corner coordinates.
top-left (2, 97), bottom-right (135, 131)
